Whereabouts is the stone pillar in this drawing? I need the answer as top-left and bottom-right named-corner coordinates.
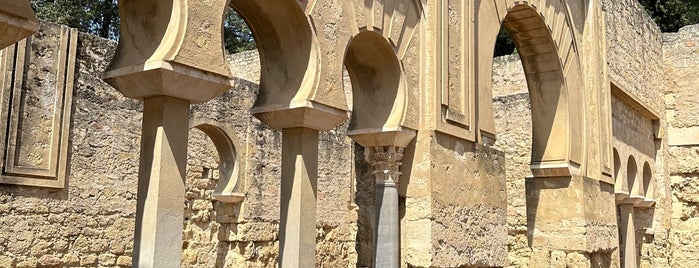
top-left (103, 0), bottom-right (232, 266)
top-left (279, 127), bottom-right (319, 267)
top-left (133, 96), bottom-right (190, 267)
top-left (619, 204), bottom-right (637, 268)
top-left (253, 107), bottom-right (349, 267)
top-left (366, 146), bottom-right (405, 268)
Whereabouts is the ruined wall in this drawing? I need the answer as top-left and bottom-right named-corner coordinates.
top-left (0, 24), bottom-right (364, 267)
top-left (663, 24), bottom-right (699, 267)
top-left (0, 25), bottom-right (139, 268)
top-left (601, 0), bottom-right (665, 115)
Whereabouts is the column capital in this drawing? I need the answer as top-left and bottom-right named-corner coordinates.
top-left (365, 146), bottom-right (405, 185)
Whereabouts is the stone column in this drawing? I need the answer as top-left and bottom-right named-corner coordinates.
top-left (133, 96), bottom-right (190, 267)
top-left (619, 204), bottom-right (637, 268)
top-left (279, 127), bottom-right (319, 267)
top-left (103, 1), bottom-right (232, 266)
top-left (366, 146), bottom-right (405, 268)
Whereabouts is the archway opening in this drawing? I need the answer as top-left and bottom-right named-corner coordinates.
top-left (344, 31), bottom-right (405, 136)
top-left (228, 0), bottom-right (317, 107)
top-left (643, 162), bottom-right (652, 200)
top-left (223, 8), bottom-right (256, 54)
top-left (613, 148), bottom-right (621, 183)
top-left (627, 156), bottom-right (638, 197)
top-left (486, 4), bottom-right (583, 266)
top-left (183, 124), bottom-right (243, 266)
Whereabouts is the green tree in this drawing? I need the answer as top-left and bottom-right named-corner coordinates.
top-left (638, 0), bottom-right (699, 32)
top-left (31, 0), bottom-right (120, 39)
top-left (30, 1), bottom-right (256, 54)
top-left (224, 9), bottom-right (256, 54)
top-left (494, 27), bottom-right (516, 57)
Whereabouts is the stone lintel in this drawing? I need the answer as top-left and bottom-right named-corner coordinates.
top-left (349, 128), bottom-right (417, 148)
top-left (530, 161), bottom-right (581, 177)
top-left (103, 62), bottom-right (232, 103)
top-left (617, 195), bottom-right (645, 206)
top-left (0, 1), bottom-right (39, 49)
top-left (636, 199), bottom-right (656, 208)
top-left (251, 103), bottom-right (349, 131)
top-left (615, 192), bottom-right (630, 202)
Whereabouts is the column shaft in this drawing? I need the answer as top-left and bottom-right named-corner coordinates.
top-left (279, 127), bottom-right (319, 267)
top-left (619, 204), bottom-right (637, 268)
top-left (375, 180), bottom-right (400, 267)
top-left (366, 146), bottom-right (404, 268)
top-left (133, 96), bottom-right (190, 267)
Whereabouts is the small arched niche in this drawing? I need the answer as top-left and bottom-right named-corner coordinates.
top-left (640, 162), bottom-right (655, 207)
top-left (627, 156), bottom-right (641, 201)
top-left (613, 148), bottom-right (628, 201)
top-left (344, 31), bottom-right (414, 146)
top-left (192, 123), bottom-right (245, 203)
top-left (613, 148), bottom-right (621, 183)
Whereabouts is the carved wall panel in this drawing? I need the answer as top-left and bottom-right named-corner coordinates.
top-left (436, 0), bottom-right (476, 141)
top-left (0, 24), bottom-right (77, 188)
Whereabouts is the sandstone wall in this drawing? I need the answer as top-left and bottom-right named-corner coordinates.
top-left (0, 24), bottom-right (365, 268)
top-left (662, 24), bottom-right (699, 267)
top-left (601, 0), bottom-right (665, 115)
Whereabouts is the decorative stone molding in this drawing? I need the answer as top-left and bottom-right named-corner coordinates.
top-left (365, 146), bottom-right (405, 185)
top-left (0, 24), bottom-right (77, 188)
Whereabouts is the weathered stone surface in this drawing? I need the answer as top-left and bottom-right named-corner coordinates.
top-left (0, 1), bottom-right (697, 266)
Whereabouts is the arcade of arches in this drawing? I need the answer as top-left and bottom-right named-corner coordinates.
top-left (0, 0), bottom-right (698, 267)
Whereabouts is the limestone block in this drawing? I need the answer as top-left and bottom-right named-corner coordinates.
top-left (0, 1), bottom-right (39, 49)
top-left (104, 0), bottom-right (232, 103)
top-left (37, 255), bottom-right (61, 267)
top-left (429, 135), bottom-right (508, 267)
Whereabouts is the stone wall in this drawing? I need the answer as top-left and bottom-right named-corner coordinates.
top-left (0, 24), bottom-right (365, 267)
top-left (0, 17), bottom-right (697, 268)
top-left (663, 24), bottom-right (699, 267)
top-left (601, 0), bottom-right (665, 115)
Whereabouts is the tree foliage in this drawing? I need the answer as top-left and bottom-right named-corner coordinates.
top-left (638, 0), bottom-right (699, 32)
top-left (30, 1), bottom-right (256, 54)
top-left (223, 9), bottom-right (256, 54)
top-left (31, 0), bottom-right (119, 39)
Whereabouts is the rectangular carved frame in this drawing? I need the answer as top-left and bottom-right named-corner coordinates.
top-left (0, 24), bottom-right (77, 188)
top-left (435, 0), bottom-right (477, 141)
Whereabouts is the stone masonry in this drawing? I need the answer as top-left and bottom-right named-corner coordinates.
top-left (0, 0), bottom-right (698, 267)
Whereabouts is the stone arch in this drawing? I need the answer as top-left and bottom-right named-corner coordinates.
top-left (344, 31), bottom-right (413, 145)
top-left (477, 0), bottom-right (585, 177)
top-left (642, 162), bottom-right (653, 200)
top-left (627, 156), bottom-right (640, 199)
top-left (230, 0), bottom-right (338, 129)
top-left (613, 148), bottom-right (630, 199)
top-left (613, 148), bottom-right (621, 183)
top-left (343, 0), bottom-right (422, 146)
top-left (190, 122), bottom-right (244, 203)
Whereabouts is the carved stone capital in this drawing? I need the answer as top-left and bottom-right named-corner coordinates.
top-left (365, 146), bottom-right (405, 185)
